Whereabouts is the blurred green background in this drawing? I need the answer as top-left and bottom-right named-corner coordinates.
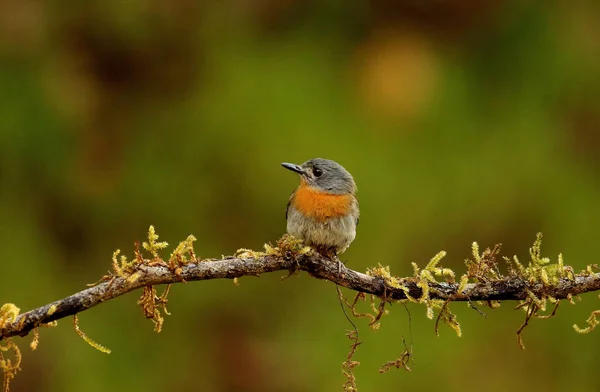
top-left (1, 1), bottom-right (600, 391)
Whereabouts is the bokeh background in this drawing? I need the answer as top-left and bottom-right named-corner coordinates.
top-left (1, 1), bottom-right (600, 391)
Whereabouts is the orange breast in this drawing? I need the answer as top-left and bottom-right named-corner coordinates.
top-left (293, 182), bottom-right (353, 222)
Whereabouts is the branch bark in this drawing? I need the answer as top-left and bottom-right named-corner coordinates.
top-left (2, 252), bottom-right (600, 341)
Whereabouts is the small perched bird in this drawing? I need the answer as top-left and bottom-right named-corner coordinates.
top-left (282, 158), bottom-right (359, 258)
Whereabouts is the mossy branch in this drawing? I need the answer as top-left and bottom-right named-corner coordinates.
top-left (2, 228), bottom-right (600, 392)
top-left (1, 236), bottom-right (600, 341)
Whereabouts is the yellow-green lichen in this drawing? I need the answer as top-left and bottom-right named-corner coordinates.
top-left (0, 304), bottom-right (20, 328)
top-left (47, 305), bottom-right (57, 316)
top-left (341, 329), bottom-right (360, 392)
top-left (30, 329), bottom-right (39, 351)
top-left (111, 249), bottom-right (137, 277)
top-left (169, 235), bottom-right (197, 266)
top-left (368, 252), bottom-right (461, 337)
top-left (234, 248), bottom-right (267, 259)
top-left (341, 292), bottom-right (387, 329)
top-left (505, 234), bottom-right (583, 348)
top-left (466, 242), bottom-right (501, 282)
top-left (126, 272), bottom-right (142, 284)
top-left (0, 338), bottom-right (21, 392)
top-left (421, 252), bottom-right (461, 336)
top-left (573, 309), bottom-right (600, 334)
top-left (73, 315), bottom-right (111, 354)
top-left (272, 234), bottom-right (312, 257)
top-left (574, 293), bottom-right (600, 334)
top-left (142, 225), bottom-right (169, 259)
top-left (366, 264), bottom-right (401, 289)
top-left (425, 251), bottom-right (449, 275)
top-left (435, 301), bottom-right (462, 337)
top-left (137, 285), bottom-right (171, 333)
top-left (379, 337), bottom-right (412, 373)
top-left (235, 235), bottom-right (312, 260)
top-left (457, 275), bottom-right (469, 294)
top-left (507, 233), bottom-right (574, 286)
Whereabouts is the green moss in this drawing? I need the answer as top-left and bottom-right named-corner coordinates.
top-left (73, 315), bottom-right (111, 354)
top-left (142, 225), bottom-right (169, 259)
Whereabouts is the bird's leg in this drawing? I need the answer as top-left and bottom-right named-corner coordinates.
top-left (329, 248), bottom-right (343, 277)
top-left (315, 246), bottom-right (343, 276)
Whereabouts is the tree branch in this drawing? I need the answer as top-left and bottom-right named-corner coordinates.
top-left (2, 251), bottom-right (600, 341)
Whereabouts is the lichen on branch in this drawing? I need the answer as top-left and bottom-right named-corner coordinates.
top-left (1, 228), bottom-right (600, 392)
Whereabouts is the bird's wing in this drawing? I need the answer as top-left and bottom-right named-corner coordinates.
top-left (285, 190), bottom-right (296, 221)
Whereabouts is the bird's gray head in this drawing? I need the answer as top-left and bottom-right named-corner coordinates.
top-left (281, 158), bottom-right (356, 195)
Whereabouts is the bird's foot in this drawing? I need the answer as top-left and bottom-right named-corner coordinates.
top-left (315, 246), bottom-right (344, 277)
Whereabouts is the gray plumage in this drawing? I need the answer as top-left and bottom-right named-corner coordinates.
top-left (282, 158), bottom-right (359, 255)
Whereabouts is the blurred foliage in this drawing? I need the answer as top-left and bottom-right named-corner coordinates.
top-left (1, 0), bottom-right (600, 391)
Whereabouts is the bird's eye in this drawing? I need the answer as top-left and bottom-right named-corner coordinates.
top-left (313, 167), bottom-right (323, 177)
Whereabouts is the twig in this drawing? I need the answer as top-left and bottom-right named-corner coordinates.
top-left (2, 252), bottom-right (600, 341)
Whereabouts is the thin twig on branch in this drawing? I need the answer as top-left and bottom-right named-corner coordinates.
top-left (2, 251), bottom-right (600, 341)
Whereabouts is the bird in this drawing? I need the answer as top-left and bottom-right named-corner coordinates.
top-left (281, 158), bottom-right (359, 259)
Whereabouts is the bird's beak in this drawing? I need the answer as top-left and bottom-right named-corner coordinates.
top-left (281, 162), bottom-right (305, 175)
